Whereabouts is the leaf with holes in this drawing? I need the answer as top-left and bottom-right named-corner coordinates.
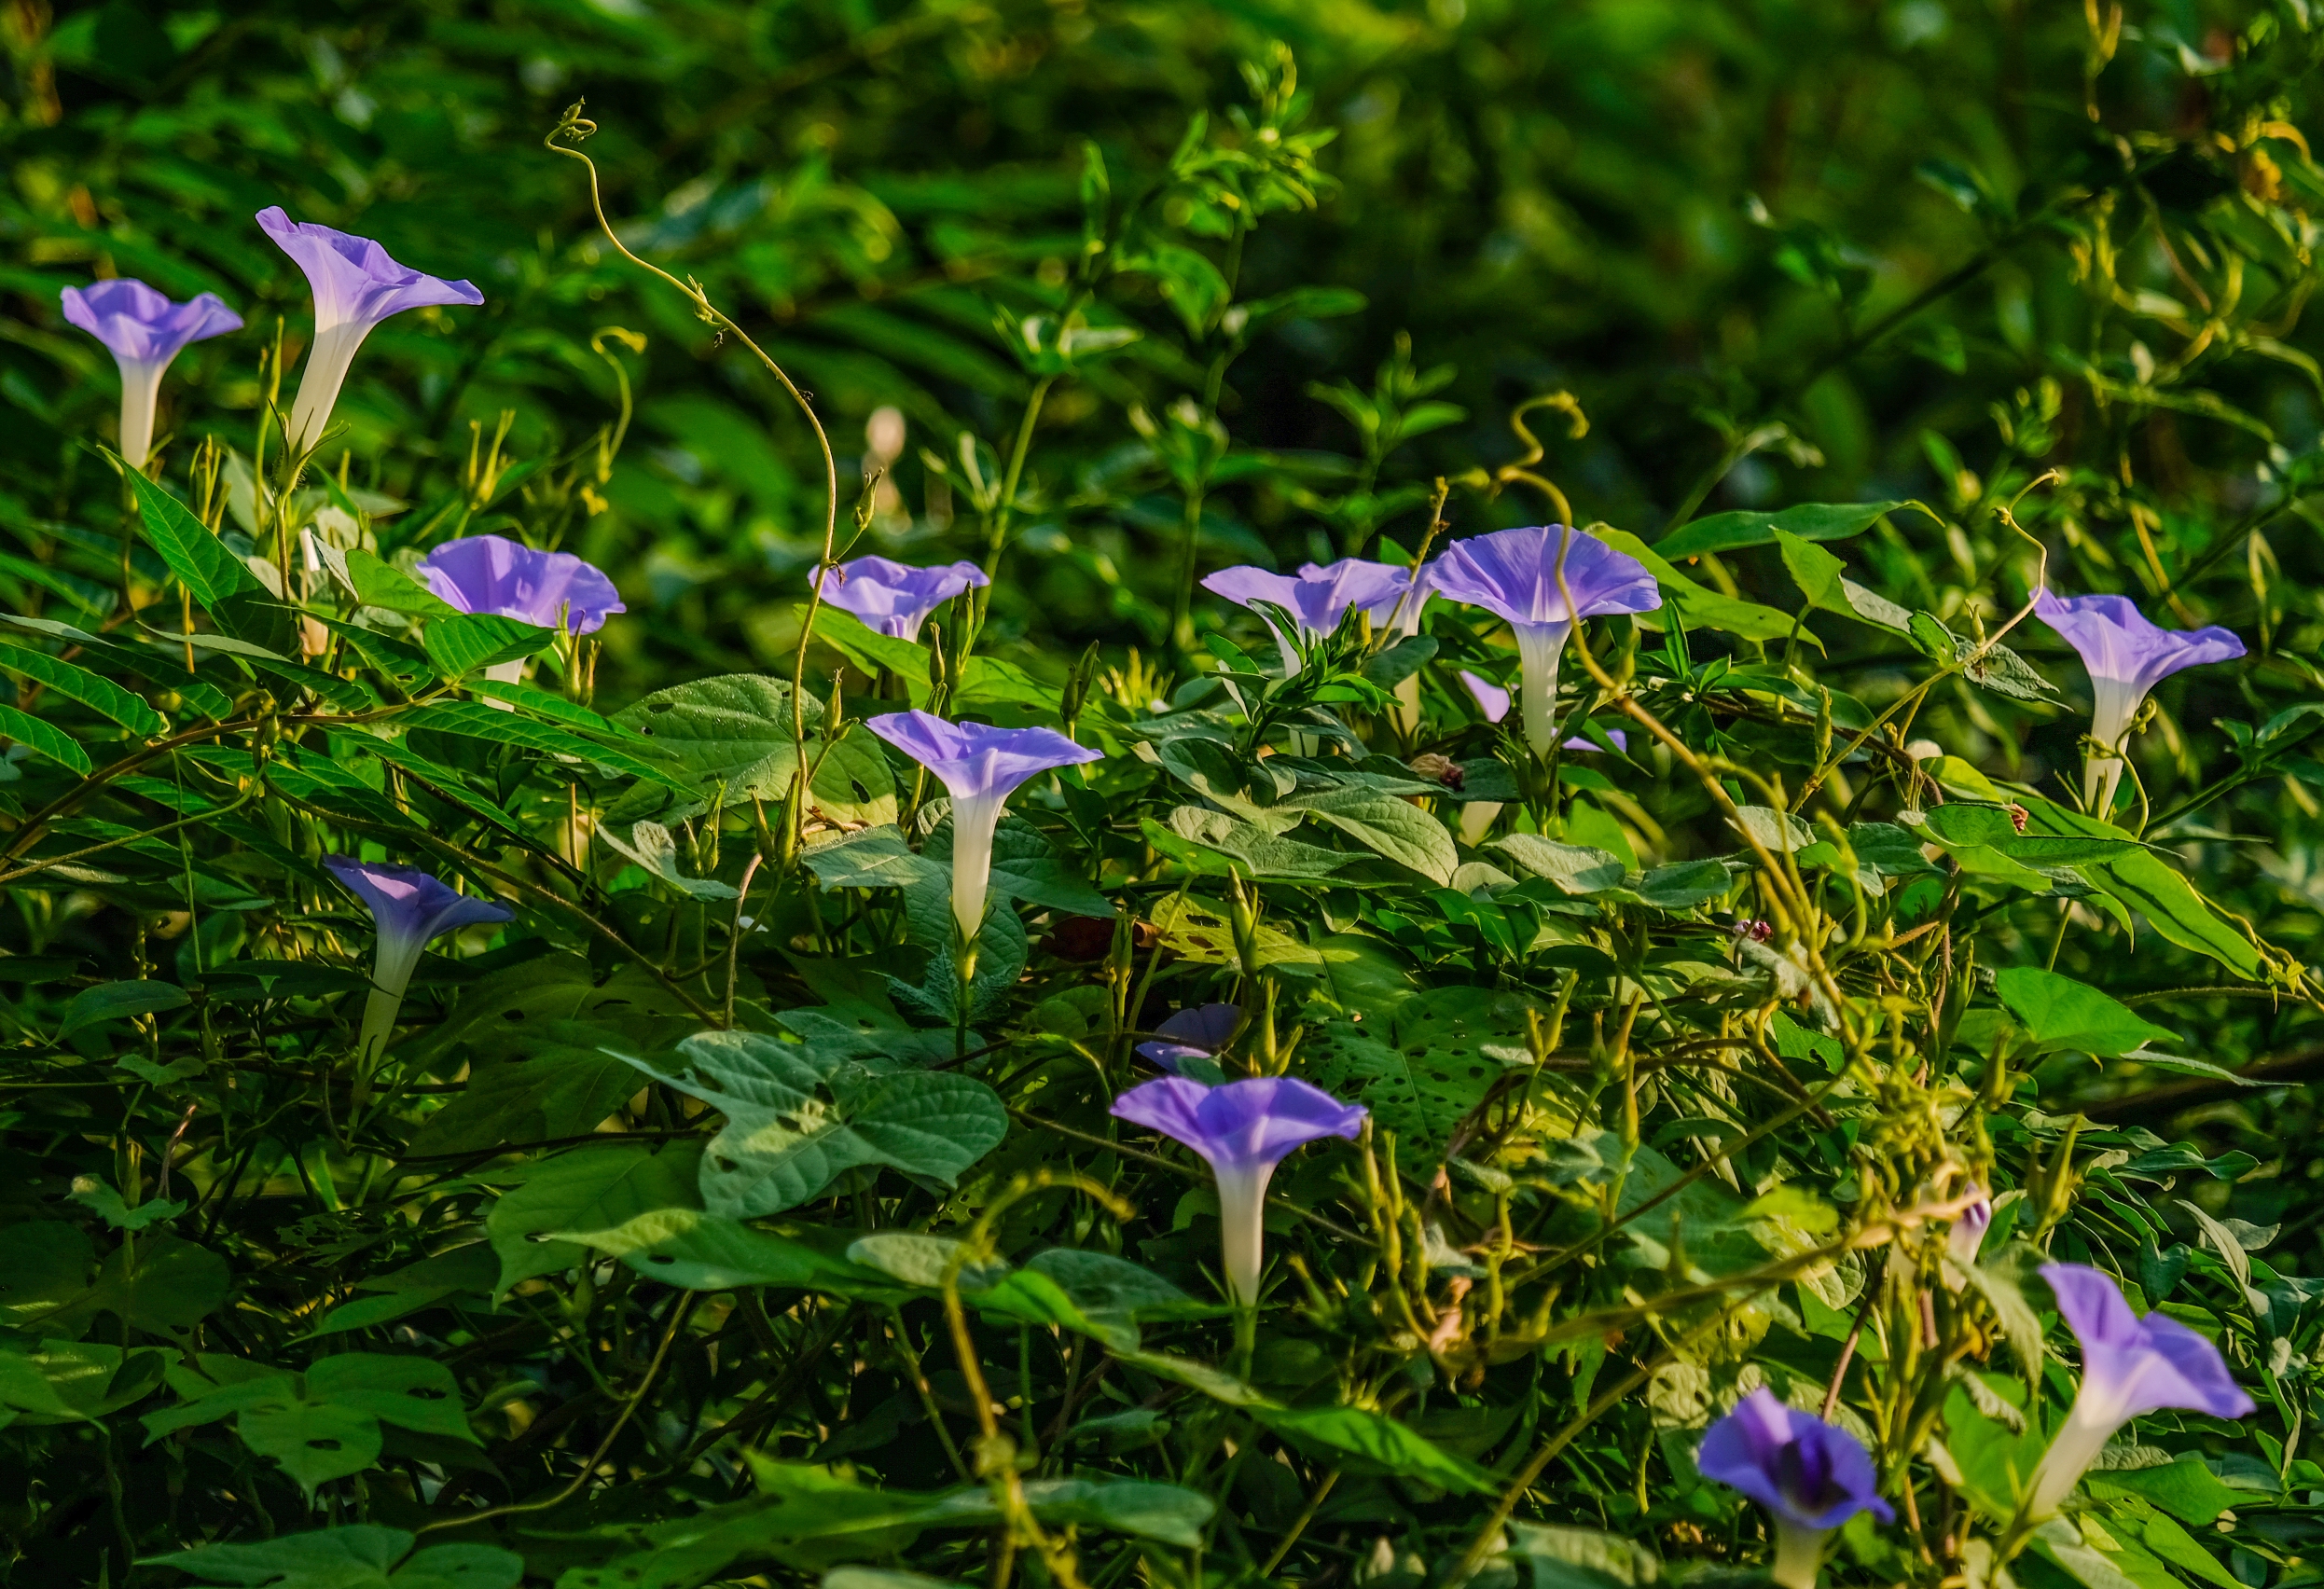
top-left (623, 1029), bottom-right (1009, 1220)
top-left (1305, 986), bottom-right (1542, 1165)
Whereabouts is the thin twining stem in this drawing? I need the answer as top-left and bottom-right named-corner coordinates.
top-left (544, 102), bottom-right (839, 748)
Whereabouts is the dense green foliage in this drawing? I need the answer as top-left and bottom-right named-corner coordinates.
top-left (6, 2), bottom-right (2324, 1587)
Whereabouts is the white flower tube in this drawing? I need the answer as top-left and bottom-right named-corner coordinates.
top-left (2026, 1264), bottom-right (2254, 1516)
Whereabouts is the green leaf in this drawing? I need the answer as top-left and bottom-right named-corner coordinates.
top-left (68, 1175), bottom-right (183, 1231)
top-left (1151, 808), bottom-right (1354, 881)
top-left (394, 701), bottom-right (669, 781)
top-left (155, 1525), bottom-right (524, 1589)
top-left (303, 1355), bottom-right (476, 1444)
top-left (556, 1208), bottom-right (910, 1298)
top-left (925, 811), bottom-right (1112, 917)
top-left (341, 547), bottom-right (461, 617)
top-left (801, 824), bottom-right (947, 894)
top-left (1490, 835), bottom-right (1625, 893)
top-left (152, 1526), bottom-right (417, 1588)
top-left (122, 466), bottom-right (261, 608)
top-left (1252, 1402), bottom-right (1496, 1492)
top-left (57, 979), bottom-right (191, 1041)
top-left (1293, 789), bottom-right (1459, 884)
top-left (1595, 527), bottom-right (1824, 646)
top-left (0, 1223), bottom-right (93, 1328)
top-left (421, 614), bottom-right (558, 677)
top-left (0, 642), bottom-right (166, 736)
top-left (1656, 501), bottom-right (1907, 560)
top-left (1903, 612), bottom-right (2061, 702)
top-left (809, 605), bottom-right (932, 684)
top-left (485, 1142), bottom-right (706, 1293)
top-left (2030, 1520), bottom-right (2149, 1589)
top-left (598, 821), bottom-right (741, 899)
top-left (0, 701), bottom-right (93, 773)
top-left (302, 1247), bottom-right (502, 1339)
top-left (401, 955), bottom-right (700, 1076)
top-left (1305, 986), bottom-right (1535, 1164)
top-left (2137, 1514), bottom-right (2242, 1589)
top-left (2084, 1458), bottom-right (2248, 1527)
top-left (40, 1233), bottom-right (229, 1339)
top-left (1992, 967), bottom-right (2176, 1057)
top-left (2082, 847), bottom-right (2266, 980)
top-left (1773, 528), bottom-right (1848, 612)
top-left (623, 1029), bottom-right (1008, 1219)
top-left (1507, 1525), bottom-right (1664, 1589)
top-left (612, 674), bottom-right (894, 824)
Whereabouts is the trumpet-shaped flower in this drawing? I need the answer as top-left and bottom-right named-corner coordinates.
top-left (259, 207), bottom-right (484, 454)
top-left (1364, 560), bottom-right (1436, 641)
top-left (1459, 669), bottom-right (1512, 723)
top-left (1699, 1389), bottom-right (1893, 1589)
top-left (325, 856), bottom-right (512, 1077)
top-left (1949, 1187), bottom-right (1993, 1269)
top-left (1470, 671), bottom-right (1628, 752)
top-left (418, 534), bottom-right (624, 685)
top-left (814, 556), bottom-right (989, 642)
top-left (1201, 559), bottom-right (1415, 675)
top-left (1136, 1003), bottom-right (1240, 1071)
top-left (2027, 1264), bottom-right (2253, 1516)
top-left (2033, 590), bottom-right (2244, 816)
top-left (1112, 1076), bottom-right (1366, 1305)
top-left (419, 535), bottom-right (624, 634)
top-left (865, 711), bottom-right (1103, 939)
top-left (62, 280), bottom-right (243, 469)
top-left (1432, 526), bottom-right (1661, 755)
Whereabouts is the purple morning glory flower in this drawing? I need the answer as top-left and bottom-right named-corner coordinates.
top-left (2027, 1264), bottom-right (2254, 1516)
top-left (1698, 1389), bottom-right (1893, 1589)
top-left (1431, 526), bottom-right (1661, 755)
top-left (259, 206), bottom-right (484, 454)
top-left (813, 556), bottom-right (989, 643)
top-left (1112, 1075), bottom-right (1366, 1305)
top-left (62, 280), bottom-right (242, 469)
top-left (865, 711), bottom-right (1103, 939)
top-left (1365, 560), bottom-right (1436, 641)
top-left (1201, 559), bottom-right (1415, 675)
top-left (2032, 590), bottom-right (2244, 816)
top-left (1948, 1187), bottom-right (1992, 1270)
top-left (1136, 1003), bottom-right (1241, 1071)
top-left (418, 535), bottom-right (624, 635)
top-left (1464, 669), bottom-right (1625, 751)
top-left (1459, 669), bottom-right (1511, 724)
top-left (325, 855), bottom-right (512, 1076)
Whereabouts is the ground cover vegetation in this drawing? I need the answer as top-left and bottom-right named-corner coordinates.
top-left (2, 2), bottom-right (2324, 1587)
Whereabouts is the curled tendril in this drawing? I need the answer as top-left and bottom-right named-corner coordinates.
top-left (551, 101), bottom-right (597, 144)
